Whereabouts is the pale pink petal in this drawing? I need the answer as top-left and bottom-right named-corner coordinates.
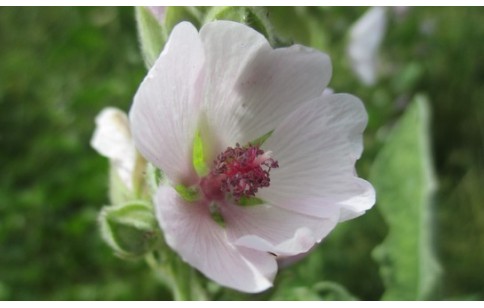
top-left (129, 22), bottom-right (204, 185)
top-left (91, 107), bottom-right (135, 190)
top-left (259, 94), bottom-right (375, 220)
top-left (199, 21), bottom-right (332, 153)
top-left (155, 186), bottom-right (277, 293)
top-left (222, 202), bottom-right (338, 256)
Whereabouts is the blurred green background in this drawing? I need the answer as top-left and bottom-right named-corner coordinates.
top-left (0, 7), bottom-right (483, 300)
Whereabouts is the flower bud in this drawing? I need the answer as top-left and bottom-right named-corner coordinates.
top-left (98, 201), bottom-right (159, 259)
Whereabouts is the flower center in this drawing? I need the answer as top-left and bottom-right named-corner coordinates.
top-left (200, 144), bottom-right (278, 202)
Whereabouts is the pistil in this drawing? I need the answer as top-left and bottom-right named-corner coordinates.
top-left (200, 144), bottom-right (278, 202)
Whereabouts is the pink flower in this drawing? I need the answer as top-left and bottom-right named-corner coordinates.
top-left (129, 21), bottom-right (375, 293)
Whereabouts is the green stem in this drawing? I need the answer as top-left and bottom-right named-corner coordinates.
top-left (145, 248), bottom-right (209, 301)
top-left (145, 252), bottom-right (174, 292)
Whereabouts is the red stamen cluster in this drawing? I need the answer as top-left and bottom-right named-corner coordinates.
top-left (212, 144), bottom-right (279, 200)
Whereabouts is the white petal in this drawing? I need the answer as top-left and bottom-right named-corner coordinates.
top-left (129, 22), bottom-right (204, 185)
top-left (347, 7), bottom-right (387, 86)
top-left (199, 21), bottom-right (332, 152)
top-left (222, 203), bottom-right (338, 256)
top-left (259, 94), bottom-right (375, 220)
top-left (91, 107), bottom-right (135, 190)
top-left (155, 185), bottom-right (277, 293)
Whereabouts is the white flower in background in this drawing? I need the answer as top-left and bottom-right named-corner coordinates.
top-left (347, 7), bottom-right (387, 86)
top-left (130, 21), bottom-right (375, 293)
top-left (91, 107), bottom-right (136, 191)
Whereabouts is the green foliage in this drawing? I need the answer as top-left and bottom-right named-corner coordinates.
top-left (265, 235), bottom-right (361, 301)
top-left (0, 7), bottom-right (165, 300)
top-left (370, 95), bottom-right (442, 300)
top-left (272, 283), bottom-right (357, 301)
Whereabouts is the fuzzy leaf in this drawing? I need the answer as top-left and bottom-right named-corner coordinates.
top-left (370, 95), bottom-right (442, 300)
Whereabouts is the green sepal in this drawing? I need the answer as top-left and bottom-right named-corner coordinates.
top-left (247, 130), bottom-right (274, 147)
top-left (203, 7), bottom-right (246, 24)
top-left (175, 184), bottom-right (200, 202)
top-left (163, 7), bottom-right (203, 34)
top-left (135, 6), bottom-right (166, 69)
top-left (99, 201), bottom-right (159, 260)
top-left (108, 161), bottom-right (134, 206)
top-left (245, 7), bottom-right (277, 46)
top-left (108, 152), bottom-right (149, 204)
top-left (135, 6), bottom-right (206, 69)
top-left (203, 7), bottom-right (276, 46)
top-left (237, 196), bottom-right (265, 206)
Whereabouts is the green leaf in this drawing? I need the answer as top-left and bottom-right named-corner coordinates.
top-left (370, 95), bottom-right (442, 300)
top-left (99, 201), bottom-right (159, 259)
top-left (135, 7), bottom-right (166, 69)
